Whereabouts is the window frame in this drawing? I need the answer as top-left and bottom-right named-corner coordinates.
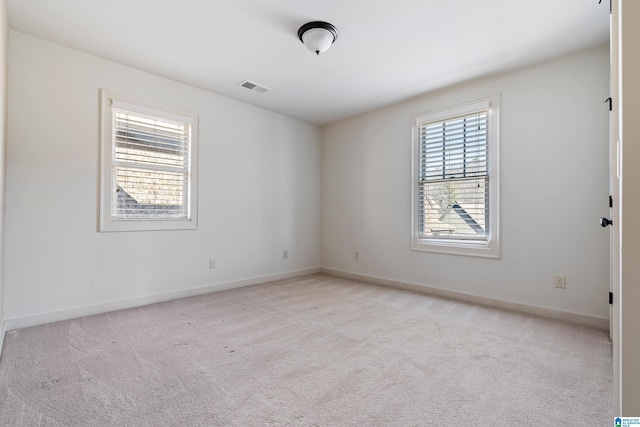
top-left (411, 94), bottom-right (500, 258)
top-left (99, 89), bottom-right (199, 232)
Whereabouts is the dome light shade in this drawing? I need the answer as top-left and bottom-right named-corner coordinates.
top-left (298, 21), bottom-right (338, 55)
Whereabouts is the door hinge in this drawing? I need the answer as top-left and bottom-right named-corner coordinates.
top-left (610, 195), bottom-right (613, 208)
top-left (605, 97), bottom-right (612, 111)
top-left (609, 291), bottom-right (613, 305)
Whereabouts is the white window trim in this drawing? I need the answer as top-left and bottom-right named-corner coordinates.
top-left (411, 94), bottom-right (500, 258)
top-left (99, 89), bottom-right (199, 232)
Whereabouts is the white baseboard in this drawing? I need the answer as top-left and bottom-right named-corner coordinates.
top-left (4, 267), bottom-right (320, 332)
top-left (3, 266), bottom-right (608, 333)
top-left (0, 319), bottom-right (6, 360)
top-left (320, 267), bottom-right (609, 330)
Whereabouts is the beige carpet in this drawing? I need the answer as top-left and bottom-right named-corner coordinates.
top-left (0, 274), bottom-right (612, 426)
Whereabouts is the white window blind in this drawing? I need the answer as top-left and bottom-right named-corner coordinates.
top-left (112, 107), bottom-right (192, 220)
top-left (417, 110), bottom-right (489, 241)
top-left (100, 90), bottom-right (198, 232)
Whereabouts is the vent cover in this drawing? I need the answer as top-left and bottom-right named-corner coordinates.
top-left (238, 80), bottom-right (270, 94)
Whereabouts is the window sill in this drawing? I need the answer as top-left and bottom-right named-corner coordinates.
top-left (99, 218), bottom-right (198, 232)
top-left (411, 238), bottom-right (500, 258)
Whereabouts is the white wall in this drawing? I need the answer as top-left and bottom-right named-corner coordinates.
top-left (0, 0), bottom-right (7, 339)
top-left (3, 30), bottom-right (610, 327)
top-left (4, 31), bottom-right (321, 323)
top-left (322, 46), bottom-right (610, 320)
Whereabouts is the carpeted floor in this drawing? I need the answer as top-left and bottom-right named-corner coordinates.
top-left (0, 274), bottom-right (612, 426)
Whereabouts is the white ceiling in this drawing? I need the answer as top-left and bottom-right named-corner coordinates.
top-left (7, 0), bottom-right (610, 125)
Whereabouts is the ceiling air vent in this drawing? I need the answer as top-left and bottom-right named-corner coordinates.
top-left (238, 80), bottom-right (270, 94)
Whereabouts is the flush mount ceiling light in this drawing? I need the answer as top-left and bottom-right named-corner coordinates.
top-left (298, 21), bottom-right (338, 55)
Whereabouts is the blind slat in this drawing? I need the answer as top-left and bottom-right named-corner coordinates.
top-left (111, 108), bottom-right (192, 221)
top-left (417, 110), bottom-right (489, 240)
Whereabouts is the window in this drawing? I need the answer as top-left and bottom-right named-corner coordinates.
top-left (100, 90), bottom-right (198, 232)
top-left (412, 94), bottom-right (499, 257)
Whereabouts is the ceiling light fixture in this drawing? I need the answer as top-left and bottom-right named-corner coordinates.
top-left (298, 21), bottom-right (338, 55)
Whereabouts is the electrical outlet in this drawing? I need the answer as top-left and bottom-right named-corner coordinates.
top-left (283, 250), bottom-right (288, 260)
top-left (209, 258), bottom-right (216, 269)
top-left (354, 251), bottom-right (359, 261)
top-left (554, 274), bottom-right (566, 289)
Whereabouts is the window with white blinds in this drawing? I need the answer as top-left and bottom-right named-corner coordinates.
top-left (100, 90), bottom-right (198, 232)
top-left (412, 95), bottom-right (500, 258)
